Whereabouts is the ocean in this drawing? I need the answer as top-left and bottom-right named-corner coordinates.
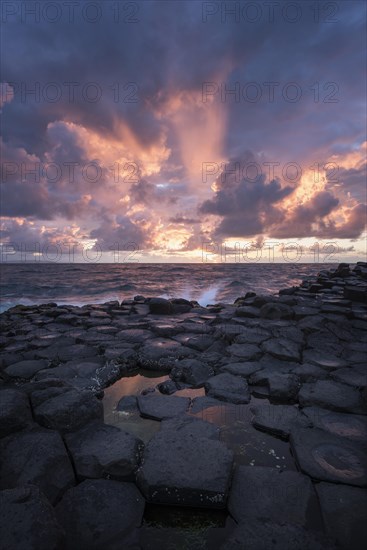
top-left (0, 262), bottom-right (334, 313)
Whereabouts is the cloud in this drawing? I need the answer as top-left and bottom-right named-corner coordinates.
top-left (1, 1), bottom-right (366, 257)
top-left (199, 152), bottom-right (294, 238)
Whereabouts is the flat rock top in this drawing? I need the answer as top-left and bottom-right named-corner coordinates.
top-left (300, 406), bottom-right (367, 444)
top-left (136, 430), bottom-right (234, 508)
top-left (56, 479), bottom-right (144, 550)
top-left (290, 427), bottom-right (367, 487)
top-left (160, 416), bottom-right (220, 440)
top-left (228, 465), bottom-right (314, 526)
top-left (0, 427), bottom-right (75, 503)
top-left (5, 360), bottom-right (47, 379)
top-left (0, 485), bottom-right (65, 550)
top-left (221, 520), bottom-right (337, 550)
top-left (251, 404), bottom-right (306, 439)
top-left (205, 372), bottom-right (251, 404)
top-left (137, 394), bottom-right (191, 420)
top-left (298, 380), bottom-right (366, 414)
top-left (315, 482), bottom-right (367, 550)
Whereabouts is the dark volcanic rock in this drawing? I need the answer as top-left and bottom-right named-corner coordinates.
top-left (157, 379), bottom-right (178, 394)
top-left (220, 362), bottom-right (262, 378)
top-left (0, 485), bottom-right (65, 550)
top-left (220, 520), bottom-right (337, 550)
top-left (64, 421), bottom-right (143, 480)
top-left (251, 404), bottom-right (307, 439)
top-left (260, 302), bottom-right (294, 320)
top-left (0, 389), bottom-right (33, 438)
top-left (0, 428), bottom-right (75, 503)
top-left (160, 416), bottom-right (220, 440)
top-left (138, 338), bottom-right (194, 370)
top-left (29, 386), bottom-right (73, 408)
top-left (267, 373), bottom-right (301, 402)
top-left (34, 389), bottom-right (103, 433)
top-left (56, 479), bottom-right (144, 550)
top-left (316, 482), bottom-right (367, 550)
top-left (205, 373), bottom-right (251, 404)
top-left (299, 406), bottom-right (367, 444)
top-left (298, 380), bottom-right (366, 414)
top-left (116, 395), bottom-right (138, 413)
top-left (235, 306), bottom-right (260, 318)
top-left (290, 427), bottom-right (367, 486)
top-left (228, 466), bottom-right (315, 525)
top-left (137, 394), bottom-right (190, 420)
top-left (261, 338), bottom-right (301, 362)
top-left (136, 429), bottom-right (233, 508)
top-left (227, 343), bottom-right (262, 361)
top-left (344, 285), bottom-right (367, 302)
top-left (170, 359), bottom-right (214, 387)
top-left (148, 297), bottom-right (173, 314)
top-left (302, 350), bottom-right (347, 371)
top-left (189, 396), bottom-right (222, 414)
top-left (330, 367), bottom-right (367, 388)
top-left (4, 359), bottom-right (47, 379)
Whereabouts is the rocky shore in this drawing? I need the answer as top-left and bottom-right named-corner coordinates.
top-left (1, 262), bottom-right (366, 549)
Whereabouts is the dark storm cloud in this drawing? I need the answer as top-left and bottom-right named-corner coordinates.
top-left (2, 1), bottom-right (365, 156)
top-left (199, 151), bottom-right (294, 237)
top-left (168, 216), bottom-right (201, 225)
top-left (89, 215), bottom-right (147, 251)
top-left (1, 0), bottom-right (366, 246)
top-left (271, 191), bottom-right (340, 238)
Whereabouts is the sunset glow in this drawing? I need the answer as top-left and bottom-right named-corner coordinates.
top-left (1, 1), bottom-right (366, 262)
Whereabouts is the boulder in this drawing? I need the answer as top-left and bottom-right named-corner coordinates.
top-left (34, 389), bottom-right (103, 433)
top-left (298, 380), bottom-right (366, 414)
top-left (220, 520), bottom-right (337, 550)
top-left (160, 416), bottom-right (220, 440)
top-left (170, 359), bottom-right (214, 387)
top-left (260, 303), bottom-right (294, 320)
top-left (148, 298), bottom-right (173, 315)
top-left (227, 343), bottom-right (262, 361)
top-left (138, 339), bottom-right (195, 371)
top-left (136, 429), bottom-right (233, 508)
top-left (251, 404), bottom-right (307, 439)
top-left (261, 338), bottom-right (301, 362)
top-left (157, 379), bottom-right (178, 394)
top-left (344, 286), bottom-right (367, 302)
top-left (0, 485), bottom-right (65, 550)
top-left (316, 482), bottom-right (367, 550)
top-left (228, 466), bottom-right (315, 525)
top-left (299, 406), bottom-right (367, 444)
top-left (64, 421), bottom-right (144, 480)
top-left (56, 480), bottom-right (144, 550)
top-left (0, 389), bottom-right (33, 438)
top-left (220, 362), bottom-right (263, 378)
top-left (4, 359), bottom-right (47, 379)
top-left (290, 427), bottom-right (367, 487)
top-left (205, 373), bottom-right (251, 404)
top-left (0, 428), bottom-right (75, 503)
top-left (137, 394), bottom-right (190, 420)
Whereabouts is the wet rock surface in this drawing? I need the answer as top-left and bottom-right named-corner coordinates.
top-left (1, 262), bottom-right (366, 548)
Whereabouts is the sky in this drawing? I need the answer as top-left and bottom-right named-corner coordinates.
top-left (1, 0), bottom-right (366, 263)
